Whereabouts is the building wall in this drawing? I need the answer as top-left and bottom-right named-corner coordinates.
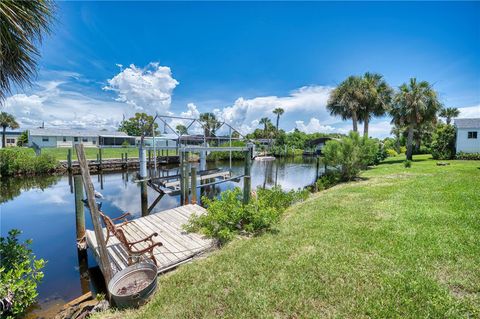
top-left (29, 135), bottom-right (98, 148)
top-left (30, 135), bottom-right (57, 148)
top-left (456, 128), bottom-right (480, 153)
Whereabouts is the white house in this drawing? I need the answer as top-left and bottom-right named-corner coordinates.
top-left (1, 131), bottom-right (22, 148)
top-left (28, 128), bottom-right (135, 148)
top-left (454, 118), bottom-right (480, 153)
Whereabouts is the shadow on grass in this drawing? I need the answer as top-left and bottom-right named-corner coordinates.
top-left (380, 157), bottom-right (430, 165)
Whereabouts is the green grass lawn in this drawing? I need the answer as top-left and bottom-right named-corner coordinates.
top-left (40, 147), bottom-right (178, 161)
top-left (98, 155), bottom-right (480, 318)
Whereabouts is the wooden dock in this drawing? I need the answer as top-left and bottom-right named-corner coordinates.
top-left (85, 204), bottom-right (215, 274)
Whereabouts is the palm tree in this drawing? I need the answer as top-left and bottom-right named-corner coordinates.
top-left (259, 117), bottom-right (272, 138)
top-left (0, 0), bottom-right (55, 103)
top-left (390, 78), bottom-right (441, 160)
top-left (360, 72), bottom-right (393, 137)
top-left (199, 113), bottom-right (221, 139)
top-left (439, 107), bottom-right (460, 125)
top-left (327, 76), bottom-right (364, 132)
top-left (0, 112), bottom-right (19, 148)
top-left (176, 124), bottom-right (188, 135)
top-left (272, 107), bottom-right (284, 131)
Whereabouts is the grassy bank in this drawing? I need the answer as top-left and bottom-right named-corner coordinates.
top-left (41, 147), bottom-right (177, 161)
top-left (98, 155), bottom-right (479, 318)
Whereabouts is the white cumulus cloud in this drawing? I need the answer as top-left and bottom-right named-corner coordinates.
top-left (295, 118), bottom-right (338, 134)
top-left (104, 62), bottom-right (179, 115)
top-left (457, 105), bottom-right (480, 118)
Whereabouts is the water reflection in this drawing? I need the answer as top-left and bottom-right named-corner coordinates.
top-left (0, 157), bottom-right (320, 315)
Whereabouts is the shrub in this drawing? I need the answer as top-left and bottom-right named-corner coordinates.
top-left (404, 160), bottom-right (412, 168)
top-left (315, 172), bottom-right (341, 191)
top-left (456, 152), bottom-right (480, 160)
top-left (322, 132), bottom-right (381, 181)
top-left (431, 124), bottom-right (456, 160)
top-left (0, 229), bottom-right (46, 319)
top-left (0, 148), bottom-right (58, 176)
top-left (386, 148), bottom-right (398, 157)
top-left (400, 146), bottom-right (407, 154)
top-left (185, 187), bottom-right (308, 244)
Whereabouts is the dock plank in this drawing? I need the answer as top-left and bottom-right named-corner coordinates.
top-left (86, 204), bottom-right (214, 275)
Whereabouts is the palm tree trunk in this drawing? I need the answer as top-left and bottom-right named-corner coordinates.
top-left (276, 115), bottom-right (280, 131)
top-left (446, 117), bottom-right (451, 125)
top-left (352, 111), bottom-right (358, 132)
top-left (363, 115), bottom-right (369, 138)
top-left (2, 126), bottom-right (6, 148)
top-left (406, 123), bottom-right (414, 160)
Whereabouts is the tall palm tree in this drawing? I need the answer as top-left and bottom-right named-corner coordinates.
top-left (360, 72), bottom-right (393, 137)
top-left (272, 107), bottom-right (284, 131)
top-left (439, 107), bottom-right (460, 125)
top-left (390, 78), bottom-right (441, 160)
top-left (0, 112), bottom-right (19, 148)
top-left (199, 113), bottom-right (221, 138)
top-left (0, 0), bottom-right (55, 103)
top-left (327, 76), bottom-right (364, 132)
top-left (259, 117), bottom-right (271, 138)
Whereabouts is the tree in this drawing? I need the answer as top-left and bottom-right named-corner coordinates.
top-left (327, 76), bottom-right (364, 132)
top-left (17, 130), bottom-right (28, 146)
top-left (431, 123), bottom-right (456, 160)
top-left (0, 0), bottom-right (55, 103)
top-left (360, 72), bottom-right (393, 137)
top-left (390, 78), bottom-right (441, 160)
top-left (0, 112), bottom-right (19, 148)
top-left (176, 124), bottom-right (188, 135)
top-left (439, 107), bottom-right (460, 125)
top-left (199, 113), bottom-right (221, 139)
top-left (118, 113), bottom-right (158, 137)
top-left (272, 108), bottom-right (284, 132)
top-left (259, 117), bottom-right (272, 138)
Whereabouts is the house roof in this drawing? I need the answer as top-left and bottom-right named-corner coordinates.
top-left (308, 137), bottom-right (333, 145)
top-left (29, 128), bottom-right (128, 137)
top-left (454, 118), bottom-right (480, 129)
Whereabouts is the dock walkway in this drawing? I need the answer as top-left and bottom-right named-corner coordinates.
top-left (85, 204), bottom-right (214, 274)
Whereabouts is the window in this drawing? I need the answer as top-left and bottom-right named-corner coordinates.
top-left (74, 137), bottom-right (78, 142)
top-left (468, 131), bottom-right (478, 139)
top-left (42, 137), bottom-right (49, 142)
top-left (92, 140), bottom-right (96, 145)
top-left (63, 136), bottom-right (67, 142)
top-left (6, 138), bottom-right (15, 144)
top-left (82, 137), bottom-right (88, 142)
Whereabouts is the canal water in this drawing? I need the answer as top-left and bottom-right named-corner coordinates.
top-left (0, 157), bottom-right (321, 316)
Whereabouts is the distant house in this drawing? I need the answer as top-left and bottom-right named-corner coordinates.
top-left (1, 131), bottom-right (22, 148)
top-left (28, 128), bottom-right (135, 148)
top-left (454, 118), bottom-right (480, 153)
top-left (306, 137), bottom-right (332, 155)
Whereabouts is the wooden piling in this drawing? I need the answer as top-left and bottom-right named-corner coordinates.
top-left (99, 148), bottom-right (103, 170)
top-left (75, 144), bottom-right (112, 288)
top-left (183, 152), bottom-right (190, 205)
top-left (243, 146), bottom-right (252, 204)
top-left (179, 151), bottom-right (185, 204)
top-left (67, 149), bottom-right (72, 172)
top-left (190, 167), bottom-right (197, 204)
top-left (74, 175), bottom-right (86, 249)
top-left (141, 180), bottom-right (148, 216)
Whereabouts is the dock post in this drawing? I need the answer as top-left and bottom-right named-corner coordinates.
top-left (74, 175), bottom-right (86, 250)
top-left (191, 167), bottom-right (197, 204)
top-left (243, 145), bottom-right (253, 204)
top-left (67, 149), bottom-right (72, 172)
top-left (179, 151), bottom-right (185, 205)
top-left (121, 153), bottom-right (124, 167)
top-left (184, 152), bottom-right (190, 205)
top-left (139, 144), bottom-right (147, 178)
top-left (125, 152), bottom-right (128, 168)
top-left (141, 180), bottom-right (148, 216)
top-left (99, 148), bottom-right (103, 170)
top-left (316, 156), bottom-right (320, 180)
top-left (75, 144), bottom-right (112, 289)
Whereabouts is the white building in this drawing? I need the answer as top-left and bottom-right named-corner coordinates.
top-left (28, 128), bottom-right (135, 148)
top-left (1, 131), bottom-right (22, 148)
top-left (454, 118), bottom-right (480, 153)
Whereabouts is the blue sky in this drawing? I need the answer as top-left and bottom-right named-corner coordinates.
top-left (3, 1), bottom-right (480, 137)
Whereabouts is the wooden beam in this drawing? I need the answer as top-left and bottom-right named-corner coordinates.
top-left (190, 167), bottom-right (197, 204)
top-left (74, 144), bottom-right (113, 287)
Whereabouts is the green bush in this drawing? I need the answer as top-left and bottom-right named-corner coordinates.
top-left (431, 124), bottom-right (456, 160)
top-left (185, 187), bottom-right (308, 244)
top-left (322, 132), bottom-right (381, 181)
top-left (0, 148), bottom-right (58, 176)
top-left (400, 146), bottom-right (407, 154)
top-left (315, 172), bottom-right (341, 191)
top-left (404, 160), bottom-right (412, 168)
top-left (0, 229), bottom-right (45, 319)
top-left (386, 148), bottom-right (398, 157)
top-left (456, 152), bottom-right (480, 160)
